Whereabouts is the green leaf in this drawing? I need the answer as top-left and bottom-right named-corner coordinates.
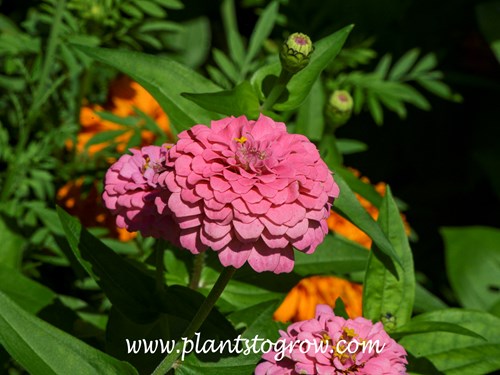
top-left (363, 185), bottom-right (415, 331)
top-left (332, 174), bottom-right (401, 265)
top-left (293, 234), bottom-right (369, 275)
top-left (151, 0), bottom-right (184, 9)
top-left (213, 48), bottom-right (239, 83)
top-left (333, 297), bottom-right (350, 319)
top-left (0, 265), bottom-right (55, 314)
top-left (294, 78), bottom-right (325, 141)
top-left (335, 166), bottom-right (382, 208)
top-left (389, 48), bottom-right (420, 80)
top-left (336, 138), bottom-right (368, 155)
top-left (251, 25), bottom-right (353, 111)
top-left (241, 1), bottom-right (279, 76)
top-left (411, 53), bottom-right (438, 75)
top-left (56, 206), bottom-right (159, 323)
top-left (221, 0), bottom-right (245, 67)
top-left (0, 214), bottom-right (25, 268)
top-left (374, 54), bottom-right (392, 79)
top-left (176, 301), bottom-right (282, 375)
top-left (72, 45), bottom-right (221, 137)
top-left (442, 226), bottom-right (500, 311)
top-left (182, 81), bottom-right (261, 118)
top-left (414, 283), bottom-right (448, 313)
top-left (85, 129), bottom-right (128, 149)
top-left (134, 0), bottom-right (166, 17)
top-left (138, 21), bottom-right (182, 33)
top-left (392, 320), bottom-right (485, 340)
top-left (366, 92), bottom-right (383, 125)
top-left (417, 79), bottom-right (462, 102)
top-left (399, 309), bottom-right (500, 374)
top-left (0, 291), bottom-right (138, 375)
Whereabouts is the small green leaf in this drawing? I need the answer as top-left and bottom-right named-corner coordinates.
top-left (294, 78), bottom-right (325, 141)
top-left (366, 92), bottom-right (383, 125)
top-left (333, 297), bottom-right (350, 319)
top-left (213, 48), bottom-right (239, 83)
top-left (336, 138), bottom-right (368, 155)
top-left (399, 309), bottom-right (500, 374)
top-left (241, 1), bottom-right (279, 77)
top-left (0, 265), bottom-right (55, 314)
top-left (134, 0), bottom-right (166, 17)
top-left (0, 292), bottom-right (138, 375)
top-left (442, 226), bottom-right (500, 311)
top-left (374, 54), bottom-right (392, 79)
top-left (221, 0), bottom-right (245, 67)
top-left (182, 81), bottom-right (260, 118)
top-left (417, 79), bottom-right (462, 102)
top-left (389, 48), bottom-right (420, 80)
top-left (151, 0), bottom-right (184, 9)
top-left (56, 206), bottom-right (159, 323)
top-left (363, 185), bottom-right (415, 331)
top-left (0, 215), bottom-right (25, 268)
top-left (72, 45), bottom-right (221, 137)
top-left (411, 53), bottom-right (438, 75)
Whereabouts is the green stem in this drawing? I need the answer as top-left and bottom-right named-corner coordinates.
top-left (151, 266), bottom-right (236, 375)
top-left (261, 69), bottom-right (293, 111)
top-left (188, 253), bottom-right (205, 290)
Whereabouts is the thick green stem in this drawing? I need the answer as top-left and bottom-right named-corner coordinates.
top-left (151, 266), bottom-right (236, 375)
top-left (260, 69), bottom-right (293, 111)
top-left (188, 253), bottom-right (205, 290)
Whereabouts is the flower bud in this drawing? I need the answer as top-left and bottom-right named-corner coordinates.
top-left (327, 90), bottom-right (353, 126)
top-left (280, 33), bottom-right (314, 73)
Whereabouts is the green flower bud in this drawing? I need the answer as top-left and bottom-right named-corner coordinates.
top-left (280, 33), bottom-right (314, 73)
top-left (327, 90), bottom-right (353, 126)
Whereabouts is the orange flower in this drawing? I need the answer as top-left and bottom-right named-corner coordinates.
top-left (327, 170), bottom-right (410, 249)
top-left (57, 178), bottom-right (136, 242)
top-left (73, 75), bottom-right (171, 156)
top-left (274, 276), bottom-right (363, 322)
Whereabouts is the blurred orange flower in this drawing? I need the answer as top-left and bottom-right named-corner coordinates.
top-left (72, 75), bottom-right (171, 155)
top-left (57, 178), bottom-right (136, 242)
top-left (59, 75), bottom-right (170, 241)
top-left (274, 276), bottom-right (363, 322)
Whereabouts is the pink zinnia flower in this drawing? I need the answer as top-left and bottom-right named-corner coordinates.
top-left (102, 145), bottom-right (180, 244)
top-left (255, 305), bottom-right (408, 375)
top-left (157, 114), bottom-right (339, 273)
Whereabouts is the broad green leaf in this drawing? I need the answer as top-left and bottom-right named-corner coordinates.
top-left (293, 234), bottom-right (369, 275)
top-left (389, 48), bottom-right (420, 80)
top-left (251, 25), bottom-right (353, 111)
top-left (335, 166), bottom-right (382, 208)
top-left (392, 320), bottom-right (485, 340)
top-left (0, 291), bottom-right (138, 375)
top-left (241, 1), bottom-right (279, 77)
top-left (414, 283), bottom-right (448, 313)
top-left (442, 226), bottom-right (500, 311)
top-left (0, 214), bottom-right (25, 268)
top-left (332, 174), bottom-right (401, 265)
top-left (363, 185), bottom-right (415, 331)
top-left (0, 265), bottom-right (55, 314)
top-left (176, 301), bottom-right (282, 375)
top-left (399, 309), bottom-right (500, 374)
top-left (72, 45), bottom-right (221, 136)
top-left (56, 206), bottom-right (159, 323)
top-left (182, 81), bottom-right (260, 119)
top-left (294, 78), bottom-right (325, 141)
top-left (221, 0), bottom-right (245, 67)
